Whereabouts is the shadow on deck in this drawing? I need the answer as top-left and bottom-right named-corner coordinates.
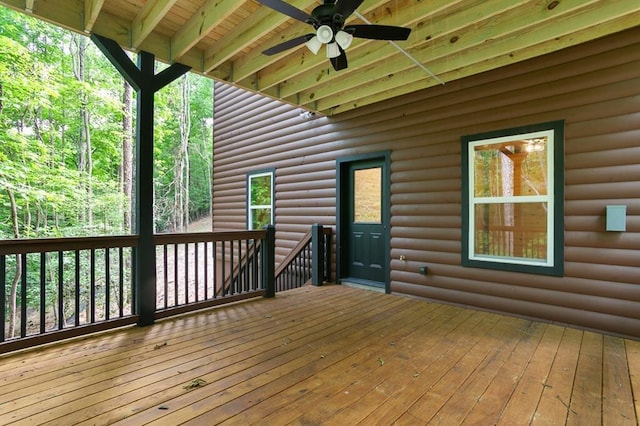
top-left (0, 284), bottom-right (638, 424)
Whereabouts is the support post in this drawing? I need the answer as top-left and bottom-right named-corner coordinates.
top-left (263, 225), bottom-right (276, 298)
top-left (134, 51), bottom-right (156, 325)
top-left (311, 224), bottom-right (324, 286)
top-left (91, 34), bottom-right (190, 326)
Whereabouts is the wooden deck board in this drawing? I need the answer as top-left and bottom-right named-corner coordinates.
top-left (0, 284), bottom-right (637, 425)
top-left (531, 327), bottom-right (583, 425)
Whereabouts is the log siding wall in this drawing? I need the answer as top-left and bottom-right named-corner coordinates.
top-left (213, 27), bottom-right (640, 339)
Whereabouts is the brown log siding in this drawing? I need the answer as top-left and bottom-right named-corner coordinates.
top-left (213, 27), bottom-right (640, 338)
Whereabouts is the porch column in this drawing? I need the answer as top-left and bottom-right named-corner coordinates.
top-left (91, 34), bottom-right (190, 326)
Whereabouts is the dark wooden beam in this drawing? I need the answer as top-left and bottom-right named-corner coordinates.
top-left (90, 34), bottom-right (143, 91)
top-left (91, 34), bottom-right (191, 326)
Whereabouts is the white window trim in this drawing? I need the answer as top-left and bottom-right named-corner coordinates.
top-left (467, 129), bottom-right (555, 267)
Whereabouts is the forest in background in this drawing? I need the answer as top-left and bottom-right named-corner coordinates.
top-left (0, 6), bottom-right (214, 241)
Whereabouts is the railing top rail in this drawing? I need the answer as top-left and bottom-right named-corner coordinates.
top-left (154, 230), bottom-right (267, 245)
top-left (0, 230), bottom-right (271, 256)
top-left (0, 235), bottom-right (140, 255)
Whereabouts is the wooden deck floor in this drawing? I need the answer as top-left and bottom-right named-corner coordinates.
top-left (0, 285), bottom-right (638, 425)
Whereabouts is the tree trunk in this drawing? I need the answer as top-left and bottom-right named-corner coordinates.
top-left (121, 81), bottom-right (133, 233)
top-left (72, 34), bottom-right (93, 229)
top-left (7, 189), bottom-right (21, 338)
top-left (176, 74), bottom-right (191, 231)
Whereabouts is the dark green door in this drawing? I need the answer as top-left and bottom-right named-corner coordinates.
top-left (345, 159), bottom-right (388, 287)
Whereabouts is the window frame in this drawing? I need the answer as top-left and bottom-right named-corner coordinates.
top-left (461, 120), bottom-right (564, 276)
top-left (246, 168), bottom-right (275, 230)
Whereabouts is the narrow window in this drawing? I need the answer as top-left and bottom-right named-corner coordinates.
top-left (462, 121), bottom-right (564, 275)
top-left (247, 170), bottom-right (274, 230)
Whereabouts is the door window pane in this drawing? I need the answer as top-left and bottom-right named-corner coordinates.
top-left (353, 167), bottom-right (381, 223)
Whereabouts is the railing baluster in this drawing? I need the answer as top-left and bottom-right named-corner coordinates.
top-left (90, 249), bottom-right (96, 324)
top-left (194, 242), bottom-right (199, 302)
top-left (213, 241), bottom-right (217, 298)
top-left (173, 243), bottom-right (178, 307)
top-left (163, 245), bottom-right (168, 309)
top-left (184, 243), bottom-right (189, 304)
top-left (229, 240), bottom-right (234, 295)
top-left (248, 241), bottom-right (254, 292)
top-left (74, 250), bottom-right (80, 327)
top-left (40, 252), bottom-right (46, 334)
top-left (204, 242), bottom-right (209, 300)
top-left (58, 251), bottom-right (64, 330)
top-left (221, 241), bottom-right (226, 296)
top-left (119, 247), bottom-right (124, 317)
top-left (237, 239), bottom-right (242, 293)
top-left (20, 253), bottom-right (27, 337)
top-left (105, 248), bottom-right (111, 321)
top-left (244, 239), bottom-right (249, 293)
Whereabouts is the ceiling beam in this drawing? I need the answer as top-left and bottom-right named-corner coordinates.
top-left (84, 0), bottom-right (104, 33)
top-left (170, 0), bottom-right (243, 62)
top-left (202, 0), bottom-right (317, 73)
top-left (296, 0), bottom-right (597, 107)
top-left (290, 0), bottom-right (532, 105)
top-left (323, 6), bottom-right (640, 115)
top-left (131, 0), bottom-right (178, 49)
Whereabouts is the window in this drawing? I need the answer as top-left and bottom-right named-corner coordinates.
top-left (461, 121), bottom-right (564, 276)
top-left (247, 170), bottom-right (274, 230)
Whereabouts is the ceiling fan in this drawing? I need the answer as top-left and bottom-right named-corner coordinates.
top-left (257, 0), bottom-right (412, 71)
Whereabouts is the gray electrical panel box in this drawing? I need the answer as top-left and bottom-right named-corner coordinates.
top-left (606, 205), bottom-right (626, 232)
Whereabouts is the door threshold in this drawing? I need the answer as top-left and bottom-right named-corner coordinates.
top-left (340, 280), bottom-right (386, 293)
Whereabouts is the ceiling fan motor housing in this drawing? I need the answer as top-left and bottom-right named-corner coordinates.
top-left (310, 4), bottom-right (345, 31)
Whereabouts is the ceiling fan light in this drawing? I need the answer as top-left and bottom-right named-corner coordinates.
top-left (326, 42), bottom-right (340, 59)
top-left (316, 25), bottom-right (334, 44)
top-left (335, 30), bottom-right (353, 50)
top-left (305, 36), bottom-right (322, 55)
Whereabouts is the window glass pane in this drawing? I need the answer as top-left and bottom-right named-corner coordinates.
top-left (354, 167), bottom-right (382, 223)
top-left (251, 207), bottom-right (272, 230)
top-left (474, 202), bottom-right (548, 260)
top-left (474, 138), bottom-right (548, 198)
top-left (250, 174), bottom-right (272, 205)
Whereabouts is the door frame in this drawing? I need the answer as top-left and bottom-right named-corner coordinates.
top-left (336, 151), bottom-right (391, 293)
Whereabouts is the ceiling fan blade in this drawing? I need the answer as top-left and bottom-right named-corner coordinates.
top-left (263, 34), bottom-right (314, 55)
top-left (334, 0), bottom-right (365, 19)
top-left (345, 24), bottom-right (411, 41)
top-left (256, 0), bottom-right (313, 24)
top-left (330, 48), bottom-right (348, 71)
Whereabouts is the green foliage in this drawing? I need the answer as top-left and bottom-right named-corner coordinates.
top-left (0, 6), bottom-right (214, 318)
top-left (0, 7), bottom-right (213, 237)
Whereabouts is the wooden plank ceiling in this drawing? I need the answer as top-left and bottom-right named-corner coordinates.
top-left (2, 0), bottom-right (639, 116)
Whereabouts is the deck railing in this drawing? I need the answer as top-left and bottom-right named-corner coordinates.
top-left (275, 224), bottom-right (332, 291)
top-left (153, 230), bottom-right (268, 320)
top-left (0, 224), bottom-right (332, 353)
top-left (0, 236), bottom-right (139, 353)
